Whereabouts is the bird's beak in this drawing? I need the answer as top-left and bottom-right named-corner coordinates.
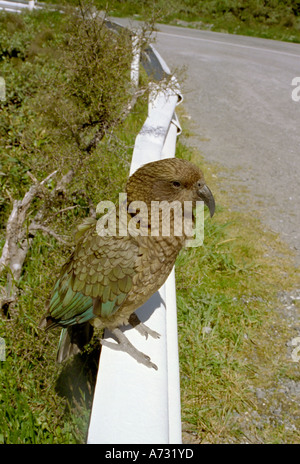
top-left (198, 184), bottom-right (215, 217)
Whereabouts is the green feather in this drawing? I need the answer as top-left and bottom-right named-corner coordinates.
top-left (62, 286), bottom-right (75, 308)
top-left (46, 220), bottom-right (138, 328)
top-left (100, 297), bottom-right (121, 317)
top-left (48, 273), bottom-right (94, 326)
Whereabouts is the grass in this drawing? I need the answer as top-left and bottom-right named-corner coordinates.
top-left (80, 0), bottom-right (300, 44)
top-left (174, 137), bottom-right (299, 443)
top-left (40, 0), bottom-right (300, 44)
top-left (0, 93), bottom-right (148, 442)
top-left (0, 8), bottom-right (147, 443)
top-left (0, 112), bottom-right (146, 444)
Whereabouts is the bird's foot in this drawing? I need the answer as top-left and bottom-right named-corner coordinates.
top-left (128, 313), bottom-right (160, 340)
top-left (101, 327), bottom-right (158, 370)
top-left (134, 323), bottom-right (160, 340)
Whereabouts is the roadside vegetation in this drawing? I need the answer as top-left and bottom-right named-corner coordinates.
top-left (0, 5), bottom-right (149, 442)
top-left (0, 2), bottom-right (299, 444)
top-left (175, 133), bottom-right (299, 443)
top-left (67, 0), bottom-right (300, 43)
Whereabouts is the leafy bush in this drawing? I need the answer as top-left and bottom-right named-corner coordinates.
top-left (0, 3), bottom-right (149, 442)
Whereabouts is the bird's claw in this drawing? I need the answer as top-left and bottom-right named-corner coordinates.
top-left (101, 328), bottom-right (158, 370)
top-left (134, 322), bottom-right (160, 340)
top-left (128, 313), bottom-right (160, 340)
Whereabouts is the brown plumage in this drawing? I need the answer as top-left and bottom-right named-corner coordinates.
top-left (39, 158), bottom-right (215, 368)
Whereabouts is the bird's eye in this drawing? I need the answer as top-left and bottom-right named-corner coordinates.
top-left (172, 181), bottom-right (181, 188)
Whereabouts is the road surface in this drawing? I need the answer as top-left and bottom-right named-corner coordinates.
top-left (115, 18), bottom-right (300, 264)
top-left (152, 24), bottom-right (300, 443)
top-left (154, 24), bottom-right (300, 265)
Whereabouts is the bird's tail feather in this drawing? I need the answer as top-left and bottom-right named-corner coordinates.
top-left (56, 323), bottom-right (94, 363)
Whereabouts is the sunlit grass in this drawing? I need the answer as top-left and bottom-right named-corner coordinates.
top-left (175, 140), bottom-right (299, 443)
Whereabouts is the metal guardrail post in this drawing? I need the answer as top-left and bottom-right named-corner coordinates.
top-left (0, 0), bottom-right (35, 13)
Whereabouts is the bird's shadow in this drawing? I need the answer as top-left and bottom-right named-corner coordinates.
top-left (123, 291), bottom-right (165, 332)
top-left (55, 291), bottom-right (165, 406)
top-left (55, 344), bottom-right (101, 409)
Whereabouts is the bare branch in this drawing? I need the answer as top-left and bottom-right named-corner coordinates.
top-left (85, 86), bottom-right (148, 154)
top-left (85, 126), bottom-right (107, 154)
top-left (41, 170), bottom-right (58, 185)
top-left (53, 169), bottom-right (75, 195)
top-left (29, 223), bottom-right (71, 246)
top-left (0, 169), bottom-right (61, 314)
top-left (26, 169), bottom-right (58, 186)
top-left (43, 205), bottom-right (80, 224)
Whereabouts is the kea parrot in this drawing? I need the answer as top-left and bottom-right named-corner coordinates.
top-left (39, 158), bottom-right (215, 369)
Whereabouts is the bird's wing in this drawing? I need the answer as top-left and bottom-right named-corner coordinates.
top-left (47, 217), bottom-right (138, 326)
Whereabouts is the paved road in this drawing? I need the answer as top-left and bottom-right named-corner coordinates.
top-left (115, 18), bottom-right (300, 265)
top-left (152, 24), bottom-right (300, 265)
top-left (151, 25), bottom-right (300, 443)
top-left (113, 19), bottom-right (300, 263)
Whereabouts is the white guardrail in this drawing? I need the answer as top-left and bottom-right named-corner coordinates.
top-left (0, 0), bottom-right (36, 12)
top-left (0, 2), bottom-right (184, 444)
